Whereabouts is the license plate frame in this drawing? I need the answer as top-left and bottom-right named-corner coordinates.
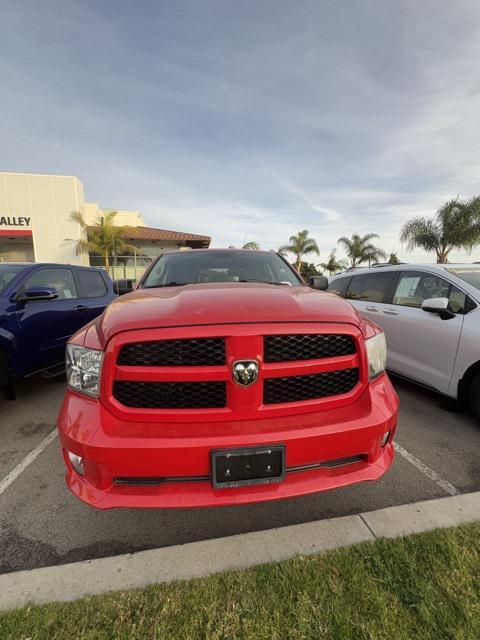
top-left (211, 445), bottom-right (285, 489)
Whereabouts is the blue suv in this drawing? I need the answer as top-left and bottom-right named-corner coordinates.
top-left (0, 262), bottom-right (116, 396)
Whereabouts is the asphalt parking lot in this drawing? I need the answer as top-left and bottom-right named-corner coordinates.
top-left (1, 374), bottom-right (479, 575)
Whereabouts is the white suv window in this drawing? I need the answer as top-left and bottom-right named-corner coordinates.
top-left (393, 272), bottom-right (466, 314)
top-left (328, 276), bottom-right (350, 297)
top-left (346, 272), bottom-right (393, 303)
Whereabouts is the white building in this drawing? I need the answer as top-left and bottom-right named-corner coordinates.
top-left (0, 172), bottom-right (210, 279)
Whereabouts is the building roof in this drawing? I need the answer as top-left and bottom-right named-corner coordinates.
top-left (87, 225), bottom-right (211, 247)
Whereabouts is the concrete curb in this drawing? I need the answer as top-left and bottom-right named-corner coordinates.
top-left (1, 491), bottom-right (479, 611)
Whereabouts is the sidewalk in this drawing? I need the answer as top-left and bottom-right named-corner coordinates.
top-left (1, 490), bottom-right (479, 610)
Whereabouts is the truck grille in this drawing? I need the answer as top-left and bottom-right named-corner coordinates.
top-left (109, 327), bottom-right (362, 414)
top-left (263, 368), bottom-right (359, 404)
top-left (264, 334), bottom-right (355, 362)
top-left (117, 338), bottom-right (225, 366)
top-left (113, 381), bottom-right (226, 409)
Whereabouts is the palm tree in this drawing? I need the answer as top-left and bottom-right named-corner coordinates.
top-left (69, 211), bottom-right (137, 269)
top-left (299, 262), bottom-right (320, 279)
top-left (279, 230), bottom-right (319, 270)
top-left (400, 197), bottom-right (480, 263)
top-left (337, 233), bottom-right (386, 268)
top-left (242, 241), bottom-right (261, 250)
top-left (388, 252), bottom-right (400, 265)
top-left (319, 249), bottom-right (347, 275)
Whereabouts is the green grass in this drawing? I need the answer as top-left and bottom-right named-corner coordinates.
top-left (1, 523), bottom-right (480, 640)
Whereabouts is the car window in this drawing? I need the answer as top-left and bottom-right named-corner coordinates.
top-left (77, 270), bottom-right (107, 298)
top-left (328, 276), bottom-right (350, 297)
top-left (346, 272), bottom-right (393, 303)
top-left (0, 264), bottom-right (26, 294)
top-left (392, 272), bottom-right (467, 314)
top-left (23, 268), bottom-right (78, 300)
top-left (446, 267), bottom-right (480, 292)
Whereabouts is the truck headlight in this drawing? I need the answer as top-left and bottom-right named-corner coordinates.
top-left (365, 332), bottom-right (387, 380)
top-left (66, 345), bottom-right (103, 397)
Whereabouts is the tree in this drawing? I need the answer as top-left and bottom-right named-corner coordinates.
top-left (242, 241), bottom-right (261, 250)
top-left (400, 197), bottom-right (480, 263)
top-left (69, 211), bottom-right (137, 269)
top-left (388, 252), bottom-right (400, 264)
top-left (279, 230), bottom-right (319, 270)
top-left (299, 262), bottom-right (320, 279)
top-left (337, 233), bottom-right (387, 268)
top-left (319, 249), bottom-right (347, 275)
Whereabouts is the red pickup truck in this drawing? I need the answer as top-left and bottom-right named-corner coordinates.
top-left (57, 249), bottom-right (398, 509)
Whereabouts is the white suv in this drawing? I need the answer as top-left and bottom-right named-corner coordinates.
top-left (328, 264), bottom-right (480, 418)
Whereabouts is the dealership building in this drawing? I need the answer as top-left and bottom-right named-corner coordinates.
top-left (0, 172), bottom-right (211, 279)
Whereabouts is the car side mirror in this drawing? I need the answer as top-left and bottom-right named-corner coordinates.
top-left (113, 278), bottom-right (134, 295)
top-left (19, 286), bottom-right (59, 302)
top-left (309, 275), bottom-right (328, 290)
top-left (421, 297), bottom-right (455, 320)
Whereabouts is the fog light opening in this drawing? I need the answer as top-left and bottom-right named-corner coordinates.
top-left (67, 451), bottom-right (85, 475)
top-left (381, 431), bottom-right (391, 448)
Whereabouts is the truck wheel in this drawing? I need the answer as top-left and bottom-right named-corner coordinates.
top-left (468, 373), bottom-right (480, 421)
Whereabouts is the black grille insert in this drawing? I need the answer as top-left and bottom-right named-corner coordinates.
top-left (112, 456), bottom-right (366, 486)
top-left (264, 334), bottom-right (355, 363)
top-left (263, 368), bottom-right (359, 404)
top-left (117, 338), bottom-right (225, 367)
top-left (113, 381), bottom-right (226, 409)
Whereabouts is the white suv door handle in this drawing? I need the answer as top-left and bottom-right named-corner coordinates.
top-left (383, 308), bottom-right (399, 316)
top-left (365, 305), bottom-right (379, 312)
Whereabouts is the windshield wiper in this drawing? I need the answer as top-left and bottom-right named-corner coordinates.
top-left (143, 282), bottom-right (191, 289)
top-left (144, 280), bottom-right (295, 288)
top-left (238, 279), bottom-right (292, 286)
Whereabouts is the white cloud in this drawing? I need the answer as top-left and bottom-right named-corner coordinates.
top-left (1, 0), bottom-right (480, 263)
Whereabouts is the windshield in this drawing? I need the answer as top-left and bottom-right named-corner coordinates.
top-left (447, 267), bottom-right (480, 292)
top-left (0, 264), bottom-right (27, 294)
top-left (141, 251), bottom-right (303, 288)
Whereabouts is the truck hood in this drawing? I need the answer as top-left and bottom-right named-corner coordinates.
top-left (93, 283), bottom-right (364, 347)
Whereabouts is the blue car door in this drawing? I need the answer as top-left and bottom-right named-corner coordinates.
top-left (14, 266), bottom-right (83, 371)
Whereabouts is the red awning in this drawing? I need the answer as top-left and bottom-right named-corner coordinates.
top-left (0, 230), bottom-right (33, 237)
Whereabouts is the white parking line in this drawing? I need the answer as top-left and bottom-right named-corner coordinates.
top-left (0, 428), bottom-right (58, 496)
top-left (394, 442), bottom-right (459, 496)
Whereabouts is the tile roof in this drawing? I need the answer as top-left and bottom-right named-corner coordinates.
top-left (87, 225), bottom-right (211, 246)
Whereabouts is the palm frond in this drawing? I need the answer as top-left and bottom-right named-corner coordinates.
top-left (70, 211), bottom-right (86, 227)
top-left (72, 238), bottom-right (91, 256)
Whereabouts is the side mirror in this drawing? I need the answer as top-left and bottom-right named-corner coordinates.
top-left (113, 278), bottom-right (134, 296)
top-left (421, 297), bottom-right (455, 320)
top-left (309, 275), bottom-right (328, 291)
top-left (19, 286), bottom-right (59, 302)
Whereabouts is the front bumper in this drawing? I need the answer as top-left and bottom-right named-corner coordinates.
top-left (57, 374), bottom-right (398, 509)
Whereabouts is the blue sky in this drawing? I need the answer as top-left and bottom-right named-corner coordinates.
top-left (2, 0), bottom-right (480, 262)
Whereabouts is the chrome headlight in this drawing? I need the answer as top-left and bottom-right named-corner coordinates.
top-left (365, 332), bottom-right (387, 380)
top-left (66, 345), bottom-right (103, 397)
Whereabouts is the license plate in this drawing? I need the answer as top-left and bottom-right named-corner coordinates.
top-left (211, 445), bottom-right (285, 489)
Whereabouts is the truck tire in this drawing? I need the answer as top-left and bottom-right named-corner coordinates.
top-left (469, 373), bottom-right (480, 421)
